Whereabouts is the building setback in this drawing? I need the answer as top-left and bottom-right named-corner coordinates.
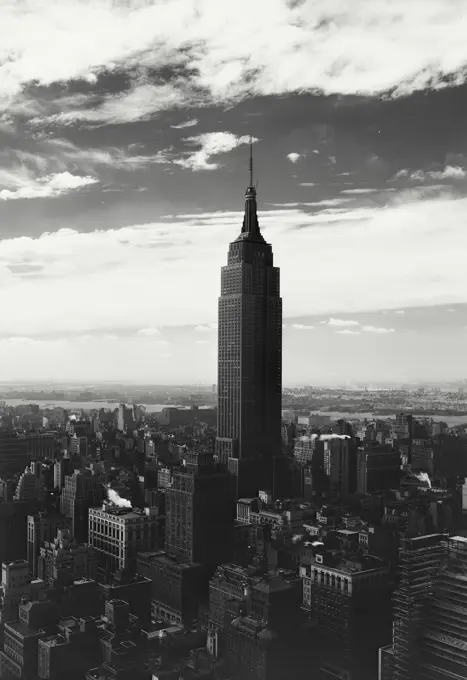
top-left (215, 143), bottom-right (282, 499)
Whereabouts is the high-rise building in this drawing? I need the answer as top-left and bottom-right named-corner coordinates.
top-left (391, 534), bottom-right (447, 680)
top-left (0, 431), bottom-right (29, 477)
top-left (300, 549), bottom-right (391, 680)
top-left (69, 435), bottom-right (88, 458)
top-left (165, 450), bottom-right (233, 566)
top-left (216, 143), bottom-right (282, 498)
top-left (324, 437), bottom-right (356, 498)
top-left (60, 469), bottom-right (105, 543)
top-left (24, 433), bottom-right (55, 460)
top-left (357, 444), bottom-right (400, 495)
top-left (420, 535), bottom-right (467, 679)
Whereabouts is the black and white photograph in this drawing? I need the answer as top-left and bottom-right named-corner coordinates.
top-left (0, 2), bottom-right (465, 679)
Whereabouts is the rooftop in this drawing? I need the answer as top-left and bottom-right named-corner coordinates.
top-left (5, 620), bottom-right (41, 638)
top-left (451, 536), bottom-right (467, 543)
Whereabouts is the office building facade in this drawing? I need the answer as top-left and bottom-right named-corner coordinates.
top-left (216, 145), bottom-right (282, 498)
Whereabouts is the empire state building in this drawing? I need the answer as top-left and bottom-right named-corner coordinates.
top-left (215, 143), bottom-right (282, 498)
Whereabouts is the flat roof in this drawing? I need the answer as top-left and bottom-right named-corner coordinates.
top-left (5, 621), bottom-right (39, 638)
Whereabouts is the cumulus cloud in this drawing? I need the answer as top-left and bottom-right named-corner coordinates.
top-left (291, 324), bottom-right (314, 330)
top-left (362, 326), bottom-right (395, 334)
top-left (0, 169), bottom-right (97, 201)
top-left (2, 0), bottom-right (467, 124)
top-left (287, 153), bottom-right (301, 164)
top-left (394, 310), bottom-right (405, 314)
top-left (336, 329), bottom-right (360, 335)
top-left (173, 132), bottom-right (255, 171)
top-left (322, 318), bottom-right (360, 327)
top-left (394, 166), bottom-right (467, 181)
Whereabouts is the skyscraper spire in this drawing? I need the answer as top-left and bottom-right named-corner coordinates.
top-left (249, 135), bottom-right (254, 189)
top-left (240, 136), bottom-right (263, 240)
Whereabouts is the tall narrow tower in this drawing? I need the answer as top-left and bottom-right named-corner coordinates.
top-left (216, 140), bottom-right (282, 498)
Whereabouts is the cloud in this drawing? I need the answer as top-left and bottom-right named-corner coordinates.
top-left (173, 132), bottom-right (255, 171)
top-left (322, 318), bottom-right (360, 327)
top-left (287, 153), bottom-right (301, 164)
top-left (336, 329), bottom-right (360, 335)
top-left (394, 166), bottom-right (467, 182)
top-left (29, 82), bottom-right (189, 127)
top-left (42, 138), bottom-right (171, 172)
top-left (294, 197), bottom-right (354, 208)
top-left (362, 326), bottom-right (395, 334)
top-left (0, 169), bottom-right (97, 201)
top-left (3, 0), bottom-right (467, 127)
top-left (0, 192), bottom-right (465, 340)
top-left (340, 188), bottom-right (384, 195)
top-left (170, 119), bottom-right (199, 129)
top-left (137, 327), bottom-right (161, 336)
top-left (394, 310), bottom-right (405, 314)
top-left (291, 324), bottom-right (314, 330)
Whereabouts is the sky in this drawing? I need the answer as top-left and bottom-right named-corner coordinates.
top-left (0, 0), bottom-right (466, 386)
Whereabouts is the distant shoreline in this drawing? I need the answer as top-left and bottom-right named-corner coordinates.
top-left (2, 399), bottom-right (467, 425)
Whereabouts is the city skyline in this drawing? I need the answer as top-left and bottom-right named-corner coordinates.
top-left (0, 1), bottom-right (465, 383)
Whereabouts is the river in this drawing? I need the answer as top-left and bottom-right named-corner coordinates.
top-left (2, 400), bottom-right (467, 426)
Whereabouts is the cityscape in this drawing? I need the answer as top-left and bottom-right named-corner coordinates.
top-left (0, 153), bottom-right (464, 680)
top-left (0, 2), bottom-right (466, 680)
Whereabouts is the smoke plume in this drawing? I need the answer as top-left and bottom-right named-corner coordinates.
top-left (107, 486), bottom-right (132, 508)
top-left (299, 434), bottom-right (350, 442)
top-left (414, 472), bottom-right (432, 489)
top-left (292, 534), bottom-right (305, 544)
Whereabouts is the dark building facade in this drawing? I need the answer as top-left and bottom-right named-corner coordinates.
top-left (0, 432), bottom-right (29, 477)
top-left (357, 444), bottom-right (400, 495)
top-left (215, 145), bottom-right (282, 498)
top-left (60, 469), bottom-right (105, 543)
top-left (137, 550), bottom-right (209, 626)
top-left (165, 450), bottom-right (233, 567)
